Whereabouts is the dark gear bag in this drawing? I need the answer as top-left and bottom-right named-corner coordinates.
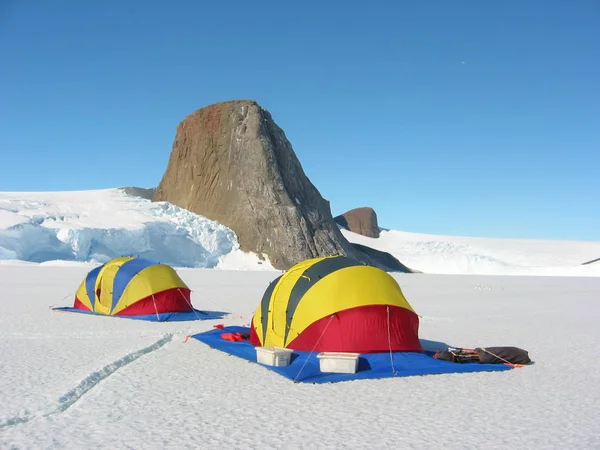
top-left (475, 346), bottom-right (531, 365)
top-left (433, 347), bottom-right (480, 363)
top-left (434, 346), bottom-right (531, 366)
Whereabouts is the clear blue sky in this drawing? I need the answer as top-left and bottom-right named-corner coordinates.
top-left (1, 0), bottom-right (598, 241)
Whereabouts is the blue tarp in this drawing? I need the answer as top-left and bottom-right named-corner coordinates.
top-left (191, 326), bottom-right (513, 383)
top-left (52, 307), bottom-right (227, 322)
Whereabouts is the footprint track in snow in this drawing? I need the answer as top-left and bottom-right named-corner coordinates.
top-left (0, 333), bottom-right (173, 429)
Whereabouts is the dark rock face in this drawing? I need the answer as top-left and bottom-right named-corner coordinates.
top-left (335, 207), bottom-right (380, 238)
top-left (153, 100), bottom-right (412, 272)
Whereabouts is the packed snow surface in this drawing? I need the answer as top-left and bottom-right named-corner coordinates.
top-left (1, 266), bottom-right (599, 448)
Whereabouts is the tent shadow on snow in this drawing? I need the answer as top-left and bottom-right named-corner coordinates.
top-left (54, 306), bottom-right (228, 322)
top-left (191, 256), bottom-right (515, 384)
top-left (52, 256), bottom-right (228, 322)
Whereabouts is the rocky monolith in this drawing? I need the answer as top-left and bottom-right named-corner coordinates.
top-left (153, 100), bottom-right (411, 272)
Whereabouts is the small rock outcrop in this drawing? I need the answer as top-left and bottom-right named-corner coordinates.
top-left (334, 207), bottom-right (380, 238)
top-left (153, 100), bottom-right (412, 272)
top-left (119, 186), bottom-right (156, 200)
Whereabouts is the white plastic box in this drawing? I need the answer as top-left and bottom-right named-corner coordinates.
top-left (317, 352), bottom-right (361, 373)
top-left (255, 346), bottom-right (294, 367)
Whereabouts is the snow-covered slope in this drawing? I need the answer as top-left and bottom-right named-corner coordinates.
top-left (0, 188), bottom-right (598, 276)
top-left (342, 228), bottom-right (600, 276)
top-left (0, 189), bottom-right (273, 270)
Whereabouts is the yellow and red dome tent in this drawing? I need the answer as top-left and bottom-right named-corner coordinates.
top-left (192, 256), bottom-right (515, 382)
top-left (249, 255), bottom-right (422, 353)
top-left (53, 256), bottom-right (213, 322)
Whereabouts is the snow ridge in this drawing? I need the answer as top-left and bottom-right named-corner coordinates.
top-left (0, 190), bottom-right (239, 268)
top-left (1, 188), bottom-right (598, 275)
